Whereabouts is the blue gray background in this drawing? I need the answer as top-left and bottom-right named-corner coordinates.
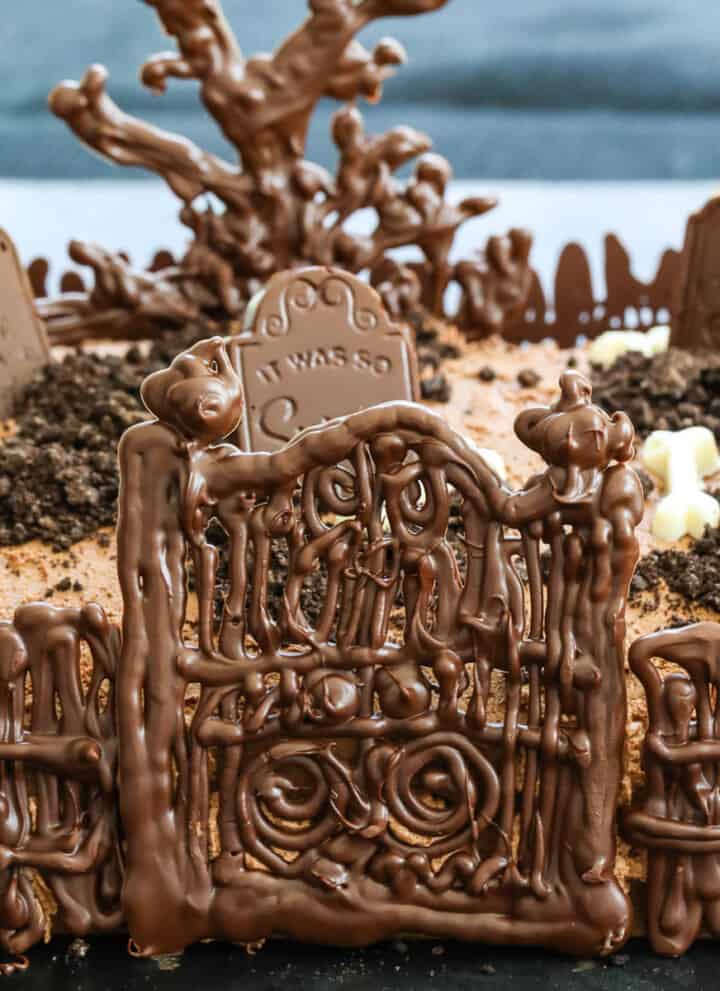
top-left (3, 0), bottom-right (720, 179)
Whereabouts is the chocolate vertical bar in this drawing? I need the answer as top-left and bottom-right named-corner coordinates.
top-left (0, 229), bottom-right (49, 416)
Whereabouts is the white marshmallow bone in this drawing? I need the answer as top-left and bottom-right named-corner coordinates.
top-left (642, 426), bottom-right (720, 541)
top-left (588, 324), bottom-right (670, 369)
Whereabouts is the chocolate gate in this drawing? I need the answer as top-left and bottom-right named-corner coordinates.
top-left (0, 343), bottom-right (644, 961)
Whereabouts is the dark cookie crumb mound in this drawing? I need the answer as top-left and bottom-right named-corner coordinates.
top-left (630, 526), bottom-right (720, 615)
top-left (0, 323), bottom-right (215, 549)
top-left (591, 348), bottom-right (720, 441)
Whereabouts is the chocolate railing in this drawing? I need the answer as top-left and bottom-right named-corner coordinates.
top-left (0, 604), bottom-right (123, 968)
top-left (0, 350), bottom-right (642, 961)
top-left (624, 622), bottom-right (720, 957)
top-left (28, 232), bottom-right (680, 348)
top-left (507, 234), bottom-right (680, 347)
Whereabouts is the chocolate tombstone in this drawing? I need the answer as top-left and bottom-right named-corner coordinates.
top-left (0, 228), bottom-right (49, 416)
top-left (228, 267), bottom-right (419, 451)
top-left (670, 195), bottom-right (720, 351)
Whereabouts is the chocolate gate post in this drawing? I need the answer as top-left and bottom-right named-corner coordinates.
top-left (228, 267), bottom-right (419, 451)
top-left (0, 228), bottom-right (49, 416)
top-left (670, 195), bottom-right (720, 351)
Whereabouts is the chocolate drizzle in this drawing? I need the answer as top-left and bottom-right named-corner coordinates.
top-left (0, 604), bottom-right (122, 960)
top-left (625, 623), bottom-right (720, 956)
top-left (0, 342), bottom-right (646, 961)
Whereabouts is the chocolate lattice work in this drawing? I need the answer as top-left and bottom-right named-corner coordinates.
top-left (0, 605), bottom-right (122, 970)
top-left (625, 623), bottom-right (720, 956)
top-left (110, 340), bottom-right (642, 957)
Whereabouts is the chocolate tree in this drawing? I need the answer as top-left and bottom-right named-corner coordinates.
top-left (41, 0), bottom-right (525, 343)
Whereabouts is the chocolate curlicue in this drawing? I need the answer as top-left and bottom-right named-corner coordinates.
top-left (0, 340), bottom-right (647, 963)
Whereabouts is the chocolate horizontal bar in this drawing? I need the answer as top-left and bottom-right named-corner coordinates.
top-left (0, 340), bottom-right (646, 962)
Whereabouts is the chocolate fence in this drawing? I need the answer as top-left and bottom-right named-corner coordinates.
top-left (624, 624), bottom-right (720, 956)
top-left (28, 230), bottom-right (681, 350)
top-left (0, 345), bottom-right (647, 960)
top-left (0, 604), bottom-right (122, 969)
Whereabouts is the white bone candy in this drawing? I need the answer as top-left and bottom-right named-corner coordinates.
top-left (642, 426), bottom-right (720, 541)
top-left (588, 324), bottom-right (670, 369)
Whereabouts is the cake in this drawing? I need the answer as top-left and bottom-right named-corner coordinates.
top-left (2, 0), bottom-right (720, 972)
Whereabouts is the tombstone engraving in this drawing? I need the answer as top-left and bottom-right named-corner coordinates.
top-left (670, 195), bottom-right (720, 351)
top-left (0, 228), bottom-right (49, 416)
top-left (229, 267), bottom-right (419, 451)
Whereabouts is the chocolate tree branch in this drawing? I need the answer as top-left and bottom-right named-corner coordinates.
top-left (44, 0), bottom-right (517, 341)
top-left (139, 0), bottom-right (448, 155)
top-left (49, 64), bottom-right (250, 205)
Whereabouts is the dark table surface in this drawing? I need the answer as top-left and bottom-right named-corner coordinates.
top-left (12, 936), bottom-right (719, 991)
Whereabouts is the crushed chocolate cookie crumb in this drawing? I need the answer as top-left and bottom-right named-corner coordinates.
top-left (414, 321), bottom-right (438, 345)
top-left (0, 322), bottom-right (219, 549)
top-left (517, 368), bottom-right (541, 388)
top-left (591, 348), bottom-right (720, 441)
top-left (417, 348), bottom-right (439, 372)
top-left (631, 526), bottom-right (720, 614)
top-left (439, 343), bottom-right (460, 360)
top-left (478, 365), bottom-right (496, 382)
top-left (421, 373), bottom-right (451, 403)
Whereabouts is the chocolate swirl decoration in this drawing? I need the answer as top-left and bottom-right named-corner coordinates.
top-left (319, 274), bottom-right (378, 332)
top-left (381, 734), bottom-right (500, 857)
top-left (236, 742), bottom-right (357, 880)
top-left (258, 276), bottom-right (318, 338)
top-left (253, 269), bottom-right (381, 342)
